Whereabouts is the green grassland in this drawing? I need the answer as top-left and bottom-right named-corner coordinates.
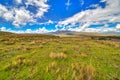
top-left (0, 32), bottom-right (120, 80)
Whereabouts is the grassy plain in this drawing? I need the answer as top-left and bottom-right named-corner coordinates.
top-left (0, 32), bottom-right (120, 80)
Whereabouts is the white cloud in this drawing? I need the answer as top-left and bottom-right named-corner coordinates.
top-left (65, 0), bottom-right (71, 10)
top-left (0, 0), bottom-right (49, 27)
top-left (23, 27), bottom-right (49, 33)
top-left (100, 0), bottom-right (107, 2)
top-left (47, 20), bottom-right (53, 24)
top-left (0, 27), bottom-right (13, 32)
top-left (37, 20), bottom-right (57, 25)
top-left (25, 0), bottom-right (49, 17)
top-left (67, 26), bottom-right (118, 33)
top-left (0, 25), bottom-right (119, 34)
top-left (25, 29), bottom-right (33, 33)
top-left (57, 0), bottom-right (120, 32)
top-left (0, 4), bottom-right (7, 15)
top-left (116, 24), bottom-right (120, 30)
top-left (12, 7), bottom-right (35, 27)
top-left (0, 27), bottom-right (6, 31)
top-left (35, 27), bottom-right (49, 33)
top-left (21, 27), bottom-right (55, 33)
top-left (3, 12), bottom-right (14, 21)
top-left (84, 27), bottom-right (117, 33)
top-left (0, 4), bottom-right (14, 21)
top-left (0, 26), bottom-right (55, 33)
top-left (15, 0), bottom-right (22, 4)
top-left (80, 22), bottom-right (91, 31)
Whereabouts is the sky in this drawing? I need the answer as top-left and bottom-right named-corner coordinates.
top-left (0, 0), bottom-right (120, 33)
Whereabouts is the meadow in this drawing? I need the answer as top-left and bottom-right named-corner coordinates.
top-left (0, 32), bottom-right (120, 80)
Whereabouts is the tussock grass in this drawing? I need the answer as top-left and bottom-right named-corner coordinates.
top-left (4, 41), bottom-right (15, 45)
top-left (46, 62), bottom-right (58, 73)
top-left (96, 40), bottom-right (120, 48)
top-left (5, 55), bottom-right (35, 70)
top-left (0, 32), bottom-right (120, 80)
top-left (80, 53), bottom-right (88, 57)
top-left (71, 63), bottom-right (95, 80)
top-left (49, 52), bottom-right (67, 59)
top-left (45, 62), bottom-right (95, 80)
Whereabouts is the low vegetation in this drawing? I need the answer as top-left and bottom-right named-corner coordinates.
top-left (49, 52), bottom-right (67, 59)
top-left (0, 32), bottom-right (120, 80)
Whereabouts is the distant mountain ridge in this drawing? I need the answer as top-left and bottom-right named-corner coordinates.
top-left (49, 30), bottom-right (119, 37)
top-left (0, 31), bottom-right (120, 37)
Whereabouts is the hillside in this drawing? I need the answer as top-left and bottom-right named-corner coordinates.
top-left (50, 31), bottom-right (120, 41)
top-left (50, 31), bottom-right (118, 36)
top-left (0, 31), bottom-right (120, 80)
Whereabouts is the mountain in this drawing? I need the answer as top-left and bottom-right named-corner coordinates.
top-left (49, 30), bottom-right (118, 37)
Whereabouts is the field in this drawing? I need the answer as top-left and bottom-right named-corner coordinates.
top-left (0, 32), bottom-right (120, 80)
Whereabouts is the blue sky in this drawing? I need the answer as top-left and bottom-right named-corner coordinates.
top-left (0, 0), bottom-right (120, 33)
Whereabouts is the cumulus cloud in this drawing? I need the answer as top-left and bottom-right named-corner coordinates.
top-left (0, 0), bottom-right (49, 27)
top-left (34, 27), bottom-right (49, 33)
top-left (67, 26), bottom-right (118, 33)
top-left (0, 25), bottom-right (119, 34)
top-left (0, 27), bottom-right (6, 31)
top-left (116, 24), bottom-right (120, 30)
top-left (20, 27), bottom-right (56, 33)
top-left (47, 20), bottom-right (54, 24)
top-left (37, 20), bottom-right (57, 25)
top-left (15, 0), bottom-right (22, 4)
top-left (0, 27), bottom-right (12, 32)
top-left (57, 0), bottom-right (120, 32)
top-left (0, 4), bottom-right (14, 21)
top-left (25, 0), bottom-right (49, 17)
top-left (3, 12), bottom-right (14, 21)
top-left (25, 29), bottom-right (33, 33)
top-left (0, 26), bottom-right (55, 34)
top-left (24, 27), bottom-right (49, 33)
top-left (12, 7), bottom-right (35, 27)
